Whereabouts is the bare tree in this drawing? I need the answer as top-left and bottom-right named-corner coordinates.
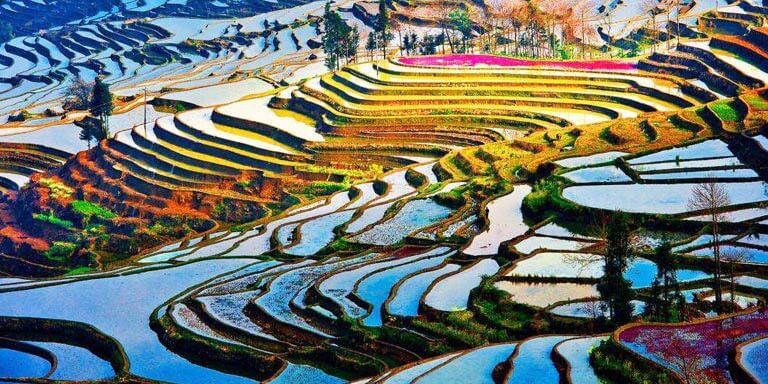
top-left (687, 181), bottom-right (731, 309)
top-left (639, 0), bottom-right (660, 54)
top-left (571, 0), bottom-right (599, 59)
top-left (63, 77), bottom-right (94, 111)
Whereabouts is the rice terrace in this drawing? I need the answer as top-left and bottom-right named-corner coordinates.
top-left (1, 0), bottom-right (768, 382)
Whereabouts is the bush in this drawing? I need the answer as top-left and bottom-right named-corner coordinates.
top-left (412, 311), bottom-right (508, 348)
top-left (405, 168), bottom-right (428, 188)
top-left (45, 241), bottom-right (77, 262)
top-left (433, 189), bottom-right (465, 209)
top-left (373, 179), bottom-right (389, 195)
top-left (522, 192), bottom-right (547, 212)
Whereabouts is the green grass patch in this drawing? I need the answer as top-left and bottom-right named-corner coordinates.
top-left (472, 280), bottom-right (537, 334)
top-left (743, 93), bottom-right (768, 110)
top-left (295, 181), bottom-right (349, 200)
top-left (590, 339), bottom-right (678, 384)
top-left (710, 100), bottom-right (741, 122)
top-left (33, 211), bottom-right (73, 229)
top-left (65, 266), bottom-right (97, 276)
top-left (411, 311), bottom-right (508, 348)
top-left (71, 200), bottom-right (116, 220)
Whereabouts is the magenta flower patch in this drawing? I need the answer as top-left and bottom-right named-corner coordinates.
top-left (618, 309), bottom-right (768, 383)
top-left (398, 55), bottom-right (637, 71)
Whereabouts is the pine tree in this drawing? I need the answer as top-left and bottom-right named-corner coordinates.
top-left (322, 2), bottom-right (356, 69)
top-left (79, 124), bottom-right (94, 149)
top-left (646, 241), bottom-right (683, 322)
top-left (322, 2), bottom-right (340, 70)
top-left (89, 78), bottom-right (114, 140)
top-left (597, 212), bottom-right (636, 323)
top-left (347, 25), bottom-right (360, 63)
top-left (377, 0), bottom-right (389, 57)
top-left (366, 32), bottom-right (377, 60)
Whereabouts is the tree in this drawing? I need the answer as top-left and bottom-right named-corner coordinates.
top-left (77, 117), bottom-right (109, 149)
top-left (687, 181), bottom-right (731, 310)
top-left (323, 2), bottom-right (341, 69)
top-left (597, 212), bottom-right (635, 323)
top-left (347, 25), bottom-right (360, 63)
top-left (322, 3), bottom-right (357, 69)
top-left (403, 33), bottom-right (412, 55)
top-left (89, 78), bottom-right (114, 140)
top-left (571, 0), bottom-right (599, 59)
top-left (63, 77), bottom-right (94, 111)
top-left (365, 32), bottom-right (377, 60)
top-left (421, 34), bottom-right (437, 55)
top-left (646, 241), bottom-right (684, 322)
top-left (435, 32), bottom-right (446, 54)
top-left (78, 123), bottom-right (94, 149)
top-left (639, 0), bottom-right (660, 54)
top-left (449, 9), bottom-right (472, 53)
top-left (722, 246), bottom-right (750, 312)
top-left (377, 0), bottom-right (390, 57)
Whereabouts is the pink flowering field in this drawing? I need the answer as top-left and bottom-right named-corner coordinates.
top-left (398, 54), bottom-right (637, 71)
top-left (618, 309), bottom-right (768, 383)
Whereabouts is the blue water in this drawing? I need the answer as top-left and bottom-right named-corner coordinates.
top-left (267, 363), bottom-right (345, 384)
top-left (562, 166), bottom-right (632, 183)
top-left (505, 336), bottom-right (573, 383)
top-left (353, 199), bottom-right (454, 246)
top-left (380, 353), bottom-right (460, 384)
top-left (627, 140), bottom-right (733, 164)
top-left (388, 264), bottom-right (461, 317)
top-left (554, 336), bottom-right (607, 384)
top-left (692, 245), bottom-right (768, 264)
top-left (358, 253), bottom-right (450, 326)
top-left (740, 337), bottom-right (768, 382)
top-left (0, 347), bottom-right (51, 379)
top-left (416, 343), bottom-right (517, 384)
top-left (626, 258), bottom-right (711, 288)
top-left (0, 259), bottom-right (258, 384)
top-left (30, 342), bottom-right (114, 381)
top-left (563, 182), bottom-right (768, 215)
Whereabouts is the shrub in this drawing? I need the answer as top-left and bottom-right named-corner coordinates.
top-left (413, 311), bottom-right (508, 347)
top-left (523, 179), bottom-right (560, 213)
top-left (65, 266), bottom-right (96, 276)
top-left (433, 189), bottom-right (465, 209)
top-left (405, 168), bottom-right (428, 188)
top-left (45, 241), bottom-right (77, 262)
top-left (372, 179), bottom-right (389, 195)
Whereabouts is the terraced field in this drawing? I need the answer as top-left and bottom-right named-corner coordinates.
top-left (1, 0), bottom-right (768, 382)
